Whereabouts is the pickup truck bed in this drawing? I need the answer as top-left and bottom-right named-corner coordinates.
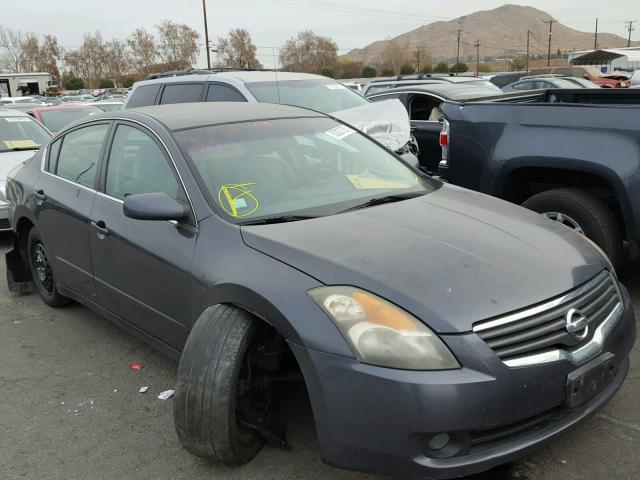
top-left (440, 88), bottom-right (640, 266)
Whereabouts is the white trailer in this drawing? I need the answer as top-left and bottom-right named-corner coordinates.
top-left (0, 72), bottom-right (52, 98)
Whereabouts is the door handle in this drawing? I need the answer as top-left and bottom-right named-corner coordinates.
top-left (90, 220), bottom-right (109, 236)
top-left (33, 189), bottom-right (46, 201)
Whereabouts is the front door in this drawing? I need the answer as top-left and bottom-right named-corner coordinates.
top-left (34, 122), bottom-right (111, 299)
top-left (89, 122), bottom-right (197, 349)
top-left (408, 93), bottom-right (445, 174)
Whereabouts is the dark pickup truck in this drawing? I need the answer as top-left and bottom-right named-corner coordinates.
top-left (439, 89), bottom-right (640, 266)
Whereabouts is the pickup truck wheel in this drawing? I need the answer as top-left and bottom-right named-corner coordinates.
top-left (27, 227), bottom-right (70, 307)
top-left (522, 188), bottom-right (622, 266)
top-left (174, 305), bottom-right (264, 464)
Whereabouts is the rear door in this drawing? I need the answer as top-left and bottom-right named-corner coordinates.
top-left (89, 121), bottom-right (198, 348)
top-left (34, 122), bottom-right (111, 298)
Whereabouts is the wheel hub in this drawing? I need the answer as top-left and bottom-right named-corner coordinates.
top-left (33, 243), bottom-right (53, 294)
top-left (543, 211), bottom-right (584, 235)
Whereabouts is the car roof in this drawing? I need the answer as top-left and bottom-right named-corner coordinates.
top-left (27, 104), bottom-right (103, 112)
top-left (137, 70), bottom-right (327, 87)
top-left (0, 108), bottom-right (32, 117)
top-left (369, 83), bottom-right (505, 99)
top-left (124, 102), bottom-right (326, 131)
top-left (369, 76), bottom-right (488, 86)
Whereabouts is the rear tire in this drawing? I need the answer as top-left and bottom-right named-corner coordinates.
top-left (27, 227), bottom-right (70, 307)
top-left (174, 305), bottom-right (264, 464)
top-left (522, 188), bottom-right (622, 267)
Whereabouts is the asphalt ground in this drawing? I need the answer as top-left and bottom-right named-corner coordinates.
top-left (0, 232), bottom-right (638, 480)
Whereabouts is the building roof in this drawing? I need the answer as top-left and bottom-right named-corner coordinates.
top-left (570, 47), bottom-right (640, 65)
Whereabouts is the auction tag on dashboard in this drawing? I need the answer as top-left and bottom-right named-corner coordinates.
top-left (4, 117), bottom-right (32, 122)
top-left (325, 125), bottom-right (355, 140)
top-left (2, 139), bottom-right (39, 149)
top-left (326, 84), bottom-right (346, 90)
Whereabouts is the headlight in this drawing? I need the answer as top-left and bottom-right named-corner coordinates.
top-left (308, 286), bottom-right (460, 370)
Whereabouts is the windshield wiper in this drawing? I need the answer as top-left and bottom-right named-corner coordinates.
top-left (239, 215), bottom-right (318, 226)
top-left (337, 191), bottom-right (426, 214)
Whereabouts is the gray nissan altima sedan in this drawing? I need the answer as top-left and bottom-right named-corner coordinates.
top-left (4, 102), bottom-right (635, 479)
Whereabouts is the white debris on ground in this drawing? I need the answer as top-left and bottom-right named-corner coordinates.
top-left (139, 386), bottom-right (149, 393)
top-left (158, 389), bottom-right (174, 400)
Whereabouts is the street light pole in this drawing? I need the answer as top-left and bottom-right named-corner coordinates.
top-left (202, 0), bottom-right (211, 69)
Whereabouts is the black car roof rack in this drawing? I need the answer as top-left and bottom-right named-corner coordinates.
top-left (145, 67), bottom-right (279, 80)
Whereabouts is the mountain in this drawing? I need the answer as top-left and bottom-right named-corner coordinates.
top-left (343, 4), bottom-right (635, 64)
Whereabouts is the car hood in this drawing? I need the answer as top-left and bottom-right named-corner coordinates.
top-left (241, 185), bottom-right (607, 333)
top-left (0, 150), bottom-right (37, 180)
top-left (331, 99), bottom-right (410, 152)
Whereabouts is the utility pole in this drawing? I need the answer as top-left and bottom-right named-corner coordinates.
top-left (416, 47), bottom-right (421, 72)
top-left (625, 20), bottom-right (636, 47)
top-left (526, 30), bottom-right (530, 72)
top-left (455, 26), bottom-right (463, 66)
top-left (544, 19), bottom-right (557, 67)
top-left (474, 39), bottom-right (480, 76)
top-left (202, 0), bottom-right (211, 69)
top-left (594, 18), bottom-right (598, 50)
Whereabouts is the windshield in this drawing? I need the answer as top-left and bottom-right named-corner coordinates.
top-left (39, 107), bottom-right (102, 132)
top-left (246, 79), bottom-right (369, 114)
top-left (0, 115), bottom-right (51, 152)
top-left (174, 117), bottom-right (434, 223)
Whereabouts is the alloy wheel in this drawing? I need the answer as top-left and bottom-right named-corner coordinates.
top-left (543, 211), bottom-right (585, 235)
top-left (33, 242), bottom-right (54, 295)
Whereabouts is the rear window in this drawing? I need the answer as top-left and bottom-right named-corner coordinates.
top-left (39, 107), bottom-right (102, 132)
top-left (159, 84), bottom-right (203, 105)
top-left (126, 84), bottom-right (161, 108)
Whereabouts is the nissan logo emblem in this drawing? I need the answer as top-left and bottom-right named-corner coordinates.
top-left (565, 308), bottom-right (589, 341)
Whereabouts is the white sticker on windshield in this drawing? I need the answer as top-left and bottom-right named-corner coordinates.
top-left (326, 84), bottom-right (346, 90)
top-left (325, 125), bottom-right (355, 140)
top-left (5, 117), bottom-right (32, 122)
top-left (233, 197), bottom-right (248, 209)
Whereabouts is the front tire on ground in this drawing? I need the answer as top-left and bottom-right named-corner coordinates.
top-left (174, 305), bottom-right (264, 464)
top-left (26, 227), bottom-right (69, 307)
top-left (522, 188), bottom-right (622, 267)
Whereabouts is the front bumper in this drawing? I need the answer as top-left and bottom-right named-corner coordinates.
top-left (291, 286), bottom-right (635, 479)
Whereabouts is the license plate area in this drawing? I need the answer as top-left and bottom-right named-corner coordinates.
top-left (565, 352), bottom-right (617, 409)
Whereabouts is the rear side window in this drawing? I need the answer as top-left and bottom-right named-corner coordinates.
top-left (126, 84), bottom-right (161, 108)
top-left (206, 84), bottom-right (247, 102)
top-left (159, 84), bottom-right (204, 105)
top-left (56, 124), bottom-right (109, 188)
top-left (47, 138), bottom-right (62, 172)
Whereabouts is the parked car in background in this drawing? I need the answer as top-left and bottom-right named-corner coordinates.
top-left (124, 70), bottom-right (419, 163)
top-left (368, 83), bottom-right (504, 173)
top-left (502, 76), bottom-right (595, 92)
top-left (439, 88), bottom-right (640, 265)
top-left (87, 101), bottom-right (123, 112)
top-left (631, 69), bottom-right (640, 88)
top-left (0, 96), bottom-right (46, 106)
top-left (0, 108), bottom-right (51, 230)
top-left (26, 105), bottom-right (103, 134)
top-left (5, 102), bottom-right (635, 480)
top-left (362, 75), bottom-right (501, 96)
top-left (529, 66), bottom-right (630, 88)
top-left (489, 71), bottom-right (528, 88)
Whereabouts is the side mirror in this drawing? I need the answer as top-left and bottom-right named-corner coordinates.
top-left (123, 192), bottom-right (189, 221)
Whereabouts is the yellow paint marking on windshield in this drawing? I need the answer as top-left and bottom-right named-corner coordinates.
top-left (346, 175), bottom-right (415, 190)
top-left (2, 140), bottom-right (39, 149)
top-left (218, 183), bottom-right (259, 217)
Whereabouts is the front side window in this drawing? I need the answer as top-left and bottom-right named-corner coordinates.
top-left (106, 124), bottom-right (182, 201)
top-left (55, 124), bottom-right (109, 188)
top-left (174, 117), bottom-right (436, 223)
top-left (246, 79), bottom-right (369, 113)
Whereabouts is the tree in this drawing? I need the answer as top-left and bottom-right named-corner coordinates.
top-left (434, 62), bottom-right (449, 73)
top-left (451, 62), bottom-right (468, 73)
top-left (128, 28), bottom-right (157, 75)
top-left (381, 67), bottom-right (394, 76)
top-left (511, 56), bottom-right (526, 71)
top-left (379, 38), bottom-right (409, 75)
top-left (320, 67), bottom-right (334, 78)
top-left (0, 26), bottom-right (27, 72)
top-left (38, 35), bottom-right (62, 79)
top-left (335, 59), bottom-right (362, 79)
top-left (279, 31), bottom-right (338, 74)
top-left (64, 32), bottom-right (107, 89)
top-left (103, 39), bottom-right (130, 83)
top-left (157, 20), bottom-right (200, 70)
top-left (123, 77), bottom-right (136, 88)
top-left (215, 28), bottom-right (262, 69)
top-left (64, 77), bottom-right (85, 90)
top-left (99, 78), bottom-right (115, 88)
top-left (419, 64), bottom-right (432, 74)
top-left (362, 65), bottom-right (377, 77)
top-left (477, 63), bottom-right (493, 73)
top-left (400, 63), bottom-right (415, 75)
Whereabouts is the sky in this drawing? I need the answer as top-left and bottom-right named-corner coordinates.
top-left (1, 1), bottom-right (639, 68)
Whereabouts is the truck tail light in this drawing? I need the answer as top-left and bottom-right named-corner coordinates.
top-left (439, 119), bottom-right (450, 169)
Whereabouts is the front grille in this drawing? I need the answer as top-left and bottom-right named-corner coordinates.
top-left (0, 218), bottom-right (10, 229)
top-left (474, 271), bottom-right (620, 363)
